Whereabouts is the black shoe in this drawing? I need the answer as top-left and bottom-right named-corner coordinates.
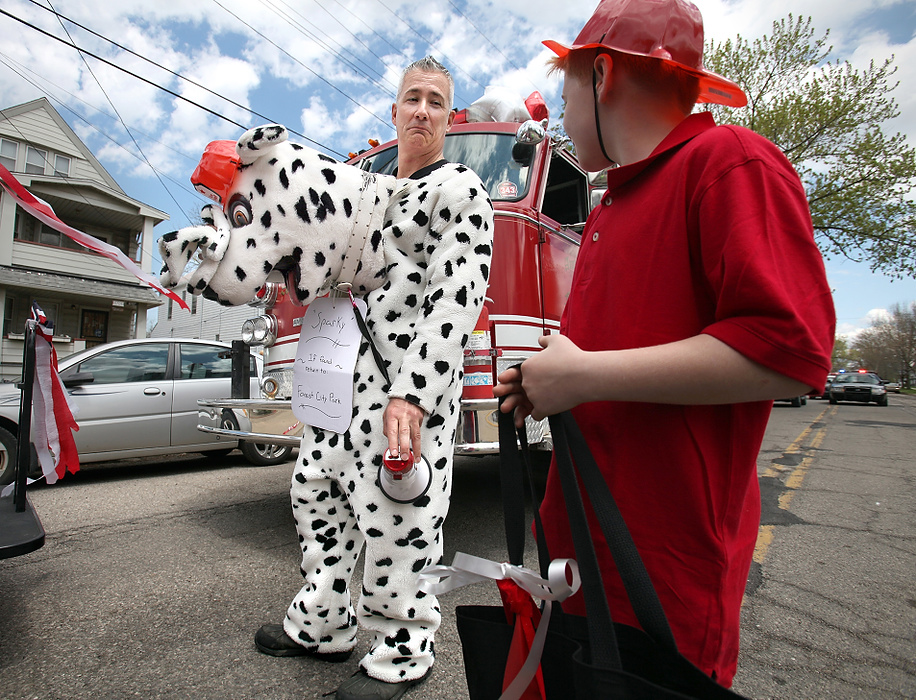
top-left (254, 623), bottom-right (353, 662)
top-left (335, 667), bottom-right (431, 700)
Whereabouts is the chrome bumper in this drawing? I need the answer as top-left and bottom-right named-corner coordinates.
top-left (198, 399), bottom-right (304, 446)
top-left (198, 397), bottom-right (552, 453)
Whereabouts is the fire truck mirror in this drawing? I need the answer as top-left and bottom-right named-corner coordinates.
top-left (515, 119), bottom-right (546, 146)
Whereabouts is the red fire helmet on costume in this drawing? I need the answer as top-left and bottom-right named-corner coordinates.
top-left (190, 139), bottom-right (241, 206)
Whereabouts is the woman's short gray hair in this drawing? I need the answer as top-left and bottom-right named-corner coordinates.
top-left (399, 56), bottom-right (454, 109)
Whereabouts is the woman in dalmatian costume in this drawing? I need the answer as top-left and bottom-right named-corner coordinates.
top-left (276, 64), bottom-right (492, 700)
top-left (160, 56), bottom-right (491, 700)
top-left (274, 59), bottom-right (491, 700)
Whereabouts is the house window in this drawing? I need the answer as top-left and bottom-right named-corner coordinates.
top-left (3, 297), bottom-right (13, 337)
top-left (167, 299), bottom-right (173, 320)
top-left (191, 295), bottom-right (197, 314)
top-left (80, 309), bottom-right (108, 347)
top-left (25, 146), bottom-right (46, 175)
top-left (39, 225), bottom-right (61, 246)
top-left (0, 138), bottom-right (17, 171)
top-left (35, 301), bottom-right (60, 331)
top-left (14, 211), bottom-right (78, 250)
top-left (37, 223), bottom-right (81, 251)
top-left (54, 154), bottom-right (70, 177)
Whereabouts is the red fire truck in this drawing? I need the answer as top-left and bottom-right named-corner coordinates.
top-left (199, 108), bottom-right (598, 455)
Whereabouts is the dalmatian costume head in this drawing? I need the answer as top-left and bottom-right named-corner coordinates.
top-left (159, 125), bottom-right (397, 306)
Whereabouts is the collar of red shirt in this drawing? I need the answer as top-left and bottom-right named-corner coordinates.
top-left (604, 111), bottom-right (716, 191)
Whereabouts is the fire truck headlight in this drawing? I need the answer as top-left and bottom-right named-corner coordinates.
top-left (242, 315), bottom-right (278, 346)
top-left (262, 376), bottom-right (280, 399)
top-left (241, 318), bottom-right (256, 345)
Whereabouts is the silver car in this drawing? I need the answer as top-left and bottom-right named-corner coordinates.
top-left (0, 338), bottom-right (293, 484)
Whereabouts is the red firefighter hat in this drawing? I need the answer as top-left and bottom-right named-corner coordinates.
top-left (543, 0), bottom-right (747, 107)
top-left (191, 139), bottom-right (241, 206)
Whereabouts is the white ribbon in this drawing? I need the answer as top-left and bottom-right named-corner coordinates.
top-left (1, 323), bottom-right (79, 497)
top-left (419, 552), bottom-right (580, 700)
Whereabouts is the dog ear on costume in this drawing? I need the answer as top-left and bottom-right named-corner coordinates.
top-left (235, 124), bottom-right (289, 165)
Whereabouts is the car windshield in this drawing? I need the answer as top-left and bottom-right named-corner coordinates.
top-left (355, 132), bottom-right (534, 202)
top-left (835, 373), bottom-right (880, 384)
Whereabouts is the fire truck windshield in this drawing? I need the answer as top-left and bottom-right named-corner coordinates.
top-left (354, 132), bottom-right (533, 202)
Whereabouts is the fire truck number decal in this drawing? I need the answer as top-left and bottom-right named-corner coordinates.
top-left (496, 181), bottom-right (518, 198)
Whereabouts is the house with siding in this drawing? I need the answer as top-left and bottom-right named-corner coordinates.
top-left (0, 97), bottom-right (168, 382)
top-left (149, 291), bottom-right (254, 344)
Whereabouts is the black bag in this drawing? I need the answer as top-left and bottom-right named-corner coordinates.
top-left (455, 408), bottom-right (749, 699)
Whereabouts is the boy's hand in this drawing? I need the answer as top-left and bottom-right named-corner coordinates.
top-left (495, 335), bottom-right (586, 426)
top-left (494, 365), bottom-right (534, 428)
top-left (519, 334), bottom-right (585, 420)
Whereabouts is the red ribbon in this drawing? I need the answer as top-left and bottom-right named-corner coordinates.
top-left (497, 578), bottom-right (546, 700)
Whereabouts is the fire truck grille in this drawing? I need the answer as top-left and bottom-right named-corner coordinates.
top-left (265, 368), bottom-right (295, 400)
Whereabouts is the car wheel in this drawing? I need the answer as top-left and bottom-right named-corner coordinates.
top-left (828, 396), bottom-right (838, 405)
top-left (0, 425), bottom-right (40, 486)
top-left (241, 441), bottom-right (294, 466)
top-left (202, 411), bottom-right (239, 459)
top-left (877, 396), bottom-right (888, 406)
top-left (790, 396), bottom-right (802, 407)
top-left (0, 425), bottom-right (18, 486)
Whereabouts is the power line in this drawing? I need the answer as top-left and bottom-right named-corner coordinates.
top-left (0, 51), bottom-right (199, 194)
top-left (0, 9), bottom-right (255, 133)
top-left (259, 0), bottom-right (398, 98)
top-left (210, 0), bottom-right (395, 132)
top-left (323, 0), bottom-right (407, 62)
top-left (311, 0), bottom-right (401, 85)
top-left (373, 0), bottom-right (487, 104)
top-left (445, 0), bottom-right (561, 114)
top-left (0, 51), bottom-right (202, 266)
top-left (20, 0), bottom-right (348, 157)
top-left (45, 0), bottom-right (192, 226)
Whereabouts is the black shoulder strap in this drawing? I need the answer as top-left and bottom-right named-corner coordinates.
top-left (350, 300), bottom-right (391, 390)
top-left (550, 411), bottom-right (678, 654)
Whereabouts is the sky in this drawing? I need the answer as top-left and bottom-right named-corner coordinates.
top-left (1, 0), bottom-right (915, 338)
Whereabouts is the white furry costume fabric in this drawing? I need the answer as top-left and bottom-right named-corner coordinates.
top-left (286, 160), bottom-right (492, 682)
top-left (159, 128), bottom-right (493, 683)
top-left (159, 125), bottom-right (395, 305)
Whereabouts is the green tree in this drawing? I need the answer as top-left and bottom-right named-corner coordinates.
top-left (704, 15), bottom-right (916, 277)
top-left (849, 302), bottom-right (916, 385)
top-left (831, 335), bottom-right (850, 370)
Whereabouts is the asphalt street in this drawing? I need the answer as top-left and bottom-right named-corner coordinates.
top-left (736, 395), bottom-right (916, 699)
top-left (1, 395), bottom-right (915, 699)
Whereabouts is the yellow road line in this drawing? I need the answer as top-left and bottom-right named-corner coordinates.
top-left (753, 524), bottom-right (774, 564)
top-left (753, 407), bottom-right (836, 565)
top-left (760, 405), bottom-right (831, 479)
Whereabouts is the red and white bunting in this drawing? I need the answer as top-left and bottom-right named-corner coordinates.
top-left (30, 322), bottom-right (80, 484)
top-left (0, 162), bottom-right (188, 310)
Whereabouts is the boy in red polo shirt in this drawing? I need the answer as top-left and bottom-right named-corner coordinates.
top-left (494, 0), bottom-right (835, 686)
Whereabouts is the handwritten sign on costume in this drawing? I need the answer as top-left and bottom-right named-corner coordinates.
top-left (291, 296), bottom-right (365, 433)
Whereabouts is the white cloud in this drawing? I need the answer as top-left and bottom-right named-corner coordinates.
top-left (300, 97), bottom-right (339, 143)
top-left (850, 30), bottom-right (916, 141)
top-left (838, 307), bottom-right (893, 340)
